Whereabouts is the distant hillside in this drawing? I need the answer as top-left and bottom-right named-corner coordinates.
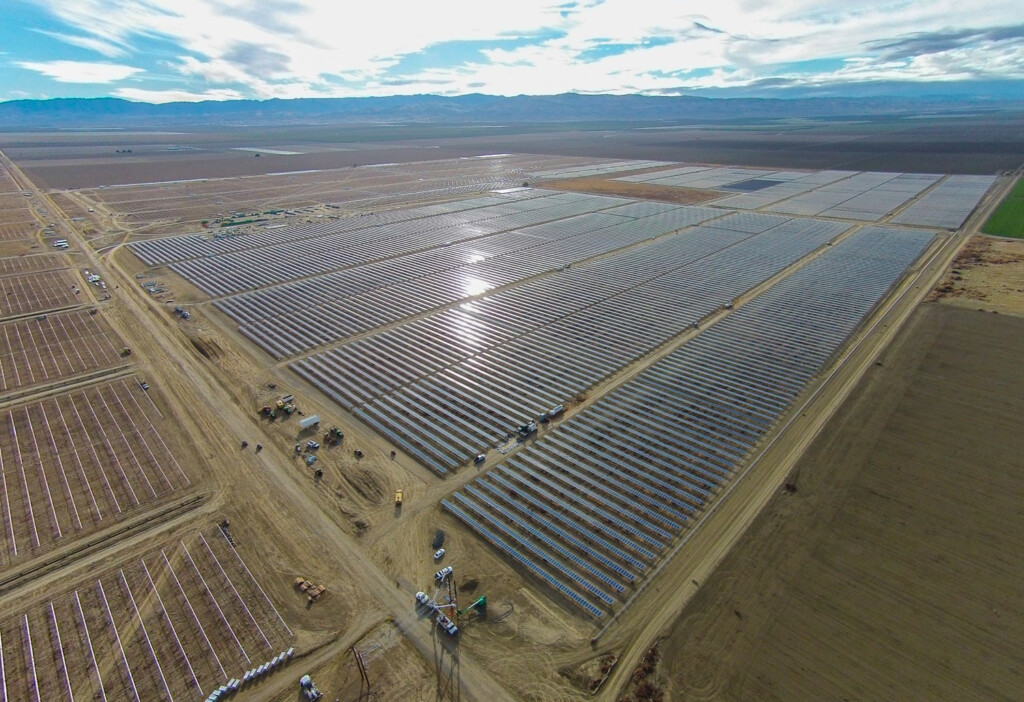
top-left (0, 93), bottom-right (1021, 129)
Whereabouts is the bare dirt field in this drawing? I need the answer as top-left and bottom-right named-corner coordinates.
top-left (0, 240), bottom-right (45, 258)
top-left (643, 302), bottom-right (1023, 701)
top-left (51, 153), bottom-right (589, 237)
top-left (0, 252), bottom-right (67, 276)
top-left (0, 268), bottom-right (83, 318)
top-left (5, 114), bottom-right (1023, 194)
top-left (929, 235), bottom-right (1024, 315)
top-left (541, 176), bottom-right (721, 204)
top-left (0, 307), bottom-right (126, 394)
top-left (0, 525), bottom-right (294, 700)
top-left (0, 378), bottom-right (194, 568)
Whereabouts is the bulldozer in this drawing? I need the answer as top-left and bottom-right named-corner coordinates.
top-left (323, 426), bottom-right (344, 446)
top-left (294, 577), bottom-right (327, 602)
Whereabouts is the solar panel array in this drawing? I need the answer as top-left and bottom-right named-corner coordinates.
top-left (164, 192), bottom-right (641, 296)
top-left (218, 202), bottom-right (724, 357)
top-left (710, 171), bottom-right (855, 210)
top-left (617, 166), bottom-right (790, 189)
top-left (293, 215), bottom-right (850, 475)
top-left (128, 192), bottom-right (551, 266)
top-left (807, 174), bottom-right (940, 220)
top-left (889, 175), bottom-right (998, 228)
top-left (529, 160), bottom-right (669, 180)
top-left (444, 225), bottom-right (936, 618)
top-left (763, 172), bottom-right (930, 218)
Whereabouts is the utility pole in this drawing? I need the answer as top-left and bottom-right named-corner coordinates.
top-left (350, 646), bottom-right (371, 698)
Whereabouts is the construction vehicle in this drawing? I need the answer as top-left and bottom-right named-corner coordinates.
top-left (121, 347), bottom-right (132, 356)
top-left (294, 578), bottom-right (327, 602)
top-left (299, 675), bottom-right (323, 701)
top-left (394, 489), bottom-right (403, 506)
top-left (539, 404), bottom-right (564, 423)
top-left (435, 566), bottom-right (453, 583)
top-left (435, 613), bottom-right (459, 636)
top-left (518, 421), bottom-right (537, 438)
top-left (458, 596), bottom-right (487, 618)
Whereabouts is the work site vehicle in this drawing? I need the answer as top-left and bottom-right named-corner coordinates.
top-left (299, 675), bottom-right (323, 700)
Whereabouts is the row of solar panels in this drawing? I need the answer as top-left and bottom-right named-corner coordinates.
top-left (443, 225), bottom-right (937, 617)
top-left (227, 205), bottom-right (724, 357)
top-left (295, 216), bottom-right (850, 474)
top-left (128, 191), bottom-right (551, 265)
top-left (168, 192), bottom-right (636, 296)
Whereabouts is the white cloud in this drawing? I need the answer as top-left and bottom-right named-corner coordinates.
top-left (112, 87), bottom-right (245, 102)
top-left (22, 0), bottom-right (1024, 97)
top-left (32, 29), bottom-right (129, 58)
top-left (16, 60), bottom-right (142, 83)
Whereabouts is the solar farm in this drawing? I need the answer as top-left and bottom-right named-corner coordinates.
top-left (0, 378), bottom-right (191, 567)
top-left (442, 225), bottom-right (934, 616)
top-left (0, 527), bottom-right (292, 701)
top-left (0, 136), bottom-right (1012, 701)
top-left (123, 160), bottom-right (995, 621)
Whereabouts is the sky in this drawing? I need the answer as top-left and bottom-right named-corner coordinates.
top-left (1, 0), bottom-right (1023, 103)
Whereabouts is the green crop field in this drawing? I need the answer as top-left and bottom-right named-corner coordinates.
top-left (982, 178), bottom-right (1024, 238)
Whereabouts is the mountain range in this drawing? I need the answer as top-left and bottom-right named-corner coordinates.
top-left (1, 92), bottom-right (1022, 129)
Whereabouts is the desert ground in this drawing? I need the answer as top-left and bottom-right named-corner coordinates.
top-left (0, 119), bottom-right (1019, 702)
top-left (638, 299), bottom-right (1023, 701)
top-left (4, 112), bottom-right (1024, 191)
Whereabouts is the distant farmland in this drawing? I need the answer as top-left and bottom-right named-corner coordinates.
top-left (982, 177), bottom-right (1024, 238)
